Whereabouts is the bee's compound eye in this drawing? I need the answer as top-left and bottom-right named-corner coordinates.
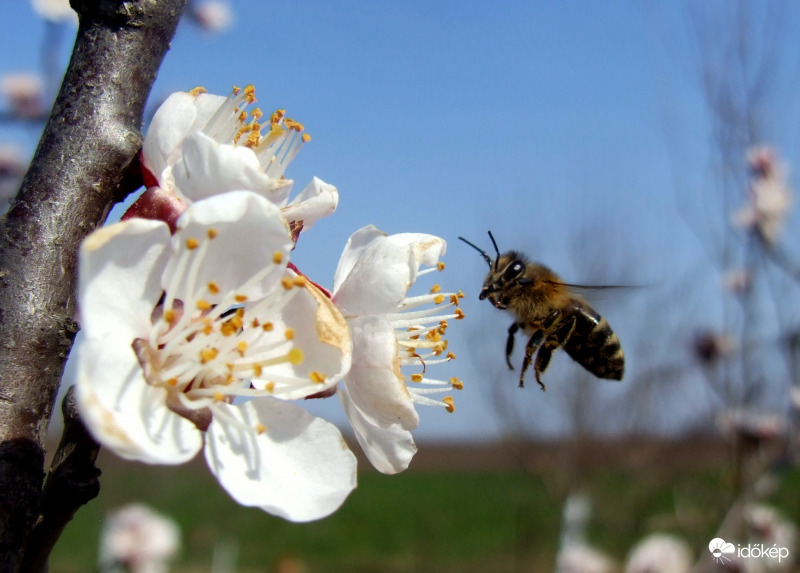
top-left (504, 261), bottom-right (525, 281)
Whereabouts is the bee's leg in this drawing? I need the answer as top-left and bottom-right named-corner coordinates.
top-left (519, 330), bottom-right (545, 388)
top-left (519, 310), bottom-right (562, 389)
top-left (534, 315), bottom-right (577, 391)
top-left (533, 346), bottom-right (552, 391)
top-left (506, 322), bottom-right (520, 369)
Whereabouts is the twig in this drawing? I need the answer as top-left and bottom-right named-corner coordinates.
top-left (21, 387), bottom-right (101, 572)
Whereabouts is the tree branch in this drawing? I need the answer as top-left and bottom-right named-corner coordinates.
top-left (21, 387), bottom-right (101, 572)
top-left (0, 0), bottom-right (186, 569)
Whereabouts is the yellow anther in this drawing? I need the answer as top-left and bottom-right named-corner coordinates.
top-left (245, 130), bottom-right (261, 148)
top-left (262, 322), bottom-right (274, 332)
top-left (431, 284), bottom-right (441, 294)
top-left (293, 275), bottom-right (307, 287)
top-left (255, 423), bottom-right (267, 434)
top-left (284, 117), bottom-right (304, 131)
top-left (243, 84), bottom-right (256, 103)
top-left (163, 309), bottom-right (176, 323)
top-left (189, 86), bottom-right (207, 97)
top-left (450, 377), bottom-right (463, 390)
top-left (253, 364), bottom-right (263, 377)
top-left (273, 251), bottom-right (284, 264)
top-left (237, 341), bottom-right (248, 355)
top-left (437, 261), bottom-right (445, 271)
top-left (265, 381), bottom-right (276, 392)
top-left (213, 391), bottom-right (225, 402)
top-left (203, 323), bottom-right (214, 335)
top-left (200, 348), bottom-right (219, 364)
top-left (287, 347), bottom-right (304, 365)
top-left (207, 228), bottom-right (218, 239)
top-left (446, 351), bottom-right (456, 360)
top-left (302, 133), bottom-right (312, 143)
top-left (235, 294), bottom-right (248, 303)
top-left (251, 318), bottom-right (260, 328)
top-left (454, 308), bottom-right (465, 320)
top-left (411, 373), bottom-right (424, 383)
top-left (208, 282), bottom-right (220, 294)
top-left (232, 85), bottom-right (241, 95)
top-left (185, 238), bottom-right (200, 250)
top-left (433, 294), bottom-right (445, 304)
top-left (284, 327), bottom-right (295, 340)
top-left (196, 299), bottom-right (212, 311)
top-left (433, 345), bottom-right (443, 356)
top-left (166, 378), bottom-right (179, 387)
top-left (281, 276), bottom-right (294, 290)
top-left (310, 371), bottom-right (326, 384)
top-left (443, 396), bottom-right (455, 413)
top-left (251, 107), bottom-right (263, 121)
top-left (270, 109), bottom-right (286, 124)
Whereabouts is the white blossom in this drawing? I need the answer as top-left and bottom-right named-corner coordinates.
top-left (75, 191), bottom-right (355, 521)
top-left (331, 225), bottom-right (464, 474)
top-left (140, 85), bottom-right (337, 235)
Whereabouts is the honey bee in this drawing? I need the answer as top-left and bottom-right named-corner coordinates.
top-left (459, 232), bottom-right (624, 390)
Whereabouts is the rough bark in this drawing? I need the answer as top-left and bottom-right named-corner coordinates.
top-left (0, 0), bottom-right (185, 569)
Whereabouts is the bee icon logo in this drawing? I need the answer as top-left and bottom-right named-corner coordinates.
top-left (708, 538), bottom-right (736, 564)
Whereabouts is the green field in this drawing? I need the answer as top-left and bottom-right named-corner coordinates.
top-left (48, 440), bottom-right (800, 573)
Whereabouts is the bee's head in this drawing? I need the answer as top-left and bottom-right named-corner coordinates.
top-left (458, 232), bottom-right (531, 309)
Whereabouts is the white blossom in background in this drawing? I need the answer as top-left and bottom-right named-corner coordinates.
top-left (716, 409), bottom-right (787, 443)
top-left (0, 145), bottom-right (27, 212)
top-left (137, 85), bottom-right (337, 236)
top-left (722, 268), bottom-right (751, 295)
top-left (733, 145), bottom-right (793, 245)
top-left (98, 504), bottom-right (180, 573)
top-left (190, 1), bottom-right (234, 33)
top-left (0, 72), bottom-right (45, 119)
top-left (30, 0), bottom-right (77, 23)
top-left (624, 534), bottom-right (692, 573)
top-left (76, 191), bottom-right (356, 521)
top-left (745, 504), bottom-right (798, 571)
top-left (556, 545), bottom-right (617, 573)
top-left (331, 225), bottom-right (464, 474)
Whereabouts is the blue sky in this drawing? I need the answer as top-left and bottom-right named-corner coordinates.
top-left (4, 1), bottom-right (800, 442)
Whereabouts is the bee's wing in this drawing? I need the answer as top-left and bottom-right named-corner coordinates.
top-left (543, 281), bottom-right (638, 302)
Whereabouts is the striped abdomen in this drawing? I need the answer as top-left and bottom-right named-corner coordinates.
top-left (563, 302), bottom-right (624, 380)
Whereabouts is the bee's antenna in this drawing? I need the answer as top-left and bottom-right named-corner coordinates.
top-left (487, 231), bottom-right (501, 271)
top-left (458, 236), bottom-right (492, 268)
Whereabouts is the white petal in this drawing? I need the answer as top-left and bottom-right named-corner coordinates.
top-left (339, 384), bottom-right (416, 474)
top-left (142, 92), bottom-right (227, 190)
top-left (173, 131), bottom-right (292, 203)
top-left (164, 191), bottom-right (292, 304)
top-left (281, 177), bottom-right (338, 231)
top-left (250, 281), bottom-right (351, 399)
top-left (75, 334), bottom-right (203, 465)
top-left (342, 315), bottom-right (419, 430)
top-left (204, 400), bottom-right (357, 522)
top-left (78, 218), bottom-right (171, 339)
top-left (332, 225), bottom-right (386, 294)
top-left (333, 233), bottom-right (446, 316)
